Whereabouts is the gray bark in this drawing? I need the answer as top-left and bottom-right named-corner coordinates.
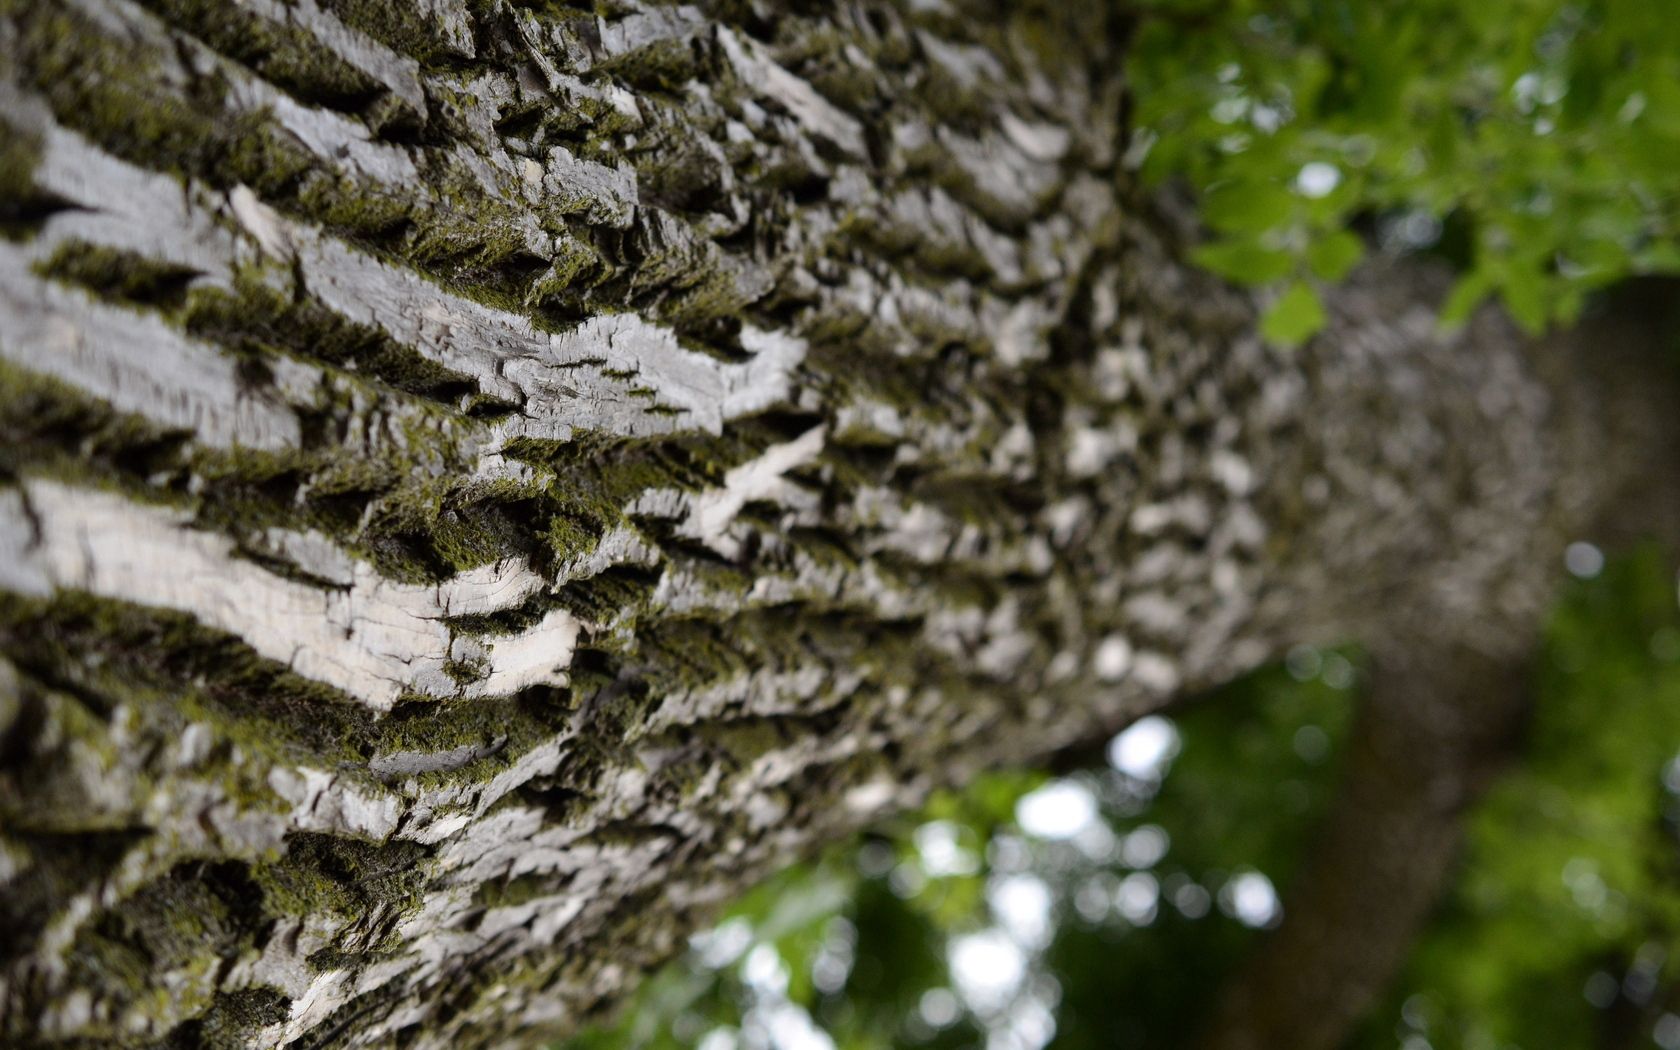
top-left (0, 1), bottom-right (1670, 1048)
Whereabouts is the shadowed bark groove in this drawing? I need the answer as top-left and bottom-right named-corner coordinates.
top-left (0, 1), bottom-right (1674, 1048)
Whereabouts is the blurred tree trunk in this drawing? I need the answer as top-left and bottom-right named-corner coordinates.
top-left (1197, 648), bottom-right (1535, 1050)
top-left (0, 2), bottom-right (1672, 1048)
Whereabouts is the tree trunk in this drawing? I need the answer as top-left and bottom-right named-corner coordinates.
top-left (0, 1), bottom-right (1670, 1048)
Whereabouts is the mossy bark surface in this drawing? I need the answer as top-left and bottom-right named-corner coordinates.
top-left (0, 1), bottom-right (1668, 1047)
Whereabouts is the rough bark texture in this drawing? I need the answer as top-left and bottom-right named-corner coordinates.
top-left (0, 1), bottom-right (1669, 1048)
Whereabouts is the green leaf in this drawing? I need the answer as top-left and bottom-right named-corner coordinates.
top-left (1260, 282), bottom-right (1327, 347)
top-left (1201, 180), bottom-right (1296, 234)
top-left (1305, 229), bottom-right (1366, 281)
top-left (1498, 265), bottom-right (1548, 334)
top-left (1439, 270), bottom-right (1492, 328)
top-left (1191, 238), bottom-right (1295, 285)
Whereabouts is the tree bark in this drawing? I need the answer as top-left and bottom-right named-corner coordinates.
top-left (0, 1), bottom-right (1670, 1048)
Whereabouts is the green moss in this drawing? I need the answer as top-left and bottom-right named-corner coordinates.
top-left (0, 117), bottom-right (49, 240)
top-left (252, 832), bottom-right (432, 919)
top-left (0, 590), bottom-right (375, 772)
top-left (586, 681), bottom-right (657, 744)
top-left (442, 655), bottom-right (490, 687)
top-left (375, 691), bottom-right (560, 757)
top-left (561, 647), bottom-right (621, 702)
top-left (291, 171), bottom-right (417, 242)
top-left (316, 0), bottom-right (472, 66)
top-left (0, 828), bottom-right (148, 966)
top-left (163, 986), bottom-right (292, 1050)
top-left (552, 566), bottom-right (660, 624)
top-left (135, 0), bottom-right (422, 136)
top-left (0, 360), bottom-right (191, 486)
top-left (12, 5), bottom-right (218, 177)
top-left (0, 684), bottom-right (138, 832)
top-left (596, 35), bottom-right (700, 95)
top-left (785, 525), bottom-right (861, 572)
top-left (527, 233), bottom-right (607, 303)
top-left (698, 716), bottom-right (800, 767)
top-left (182, 279), bottom-right (482, 407)
top-left (34, 241), bottom-right (201, 311)
top-left (443, 592), bottom-right (559, 637)
top-left (471, 871), bottom-right (559, 910)
top-left (62, 859), bottom-right (270, 1023)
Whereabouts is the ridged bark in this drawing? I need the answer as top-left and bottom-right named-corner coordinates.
top-left (0, 1), bottom-right (1667, 1048)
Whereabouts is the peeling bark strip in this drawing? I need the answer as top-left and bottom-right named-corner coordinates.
top-left (0, 1), bottom-right (1668, 1048)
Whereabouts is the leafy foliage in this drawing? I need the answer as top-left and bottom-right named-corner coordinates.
top-left (1130, 0), bottom-right (1680, 343)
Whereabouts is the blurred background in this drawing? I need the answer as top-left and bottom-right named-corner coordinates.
top-left (563, 549), bottom-right (1680, 1049)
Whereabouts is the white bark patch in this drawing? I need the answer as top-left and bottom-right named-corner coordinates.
top-left (1000, 112), bottom-right (1073, 163)
top-left (285, 969), bottom-right (356, 1044)
top-left (268, 767), bottom-right (402, 840)
top-left (228, 185), bottom-right (293, 261)
top-left (0, 481), bottom-right (579, 709)
top-left (234, 203), bottom-right (807, 440)
top-left (13, 106), bottom-right (244, 284)
top-left (471, 609), bottom-right (580, 694)
top-left (409, 0), bottom-right (475, 56)
top-left (1131, 652), bottom-right (1182, 694)
top-left (539, 146), bottom-right (639, 225)
top-left (0, 244), bottom-right (307, 450)
top-left (1093, 635), bottom-right (1134, 682)
top-left (631, 425), bottom-right (827, 557)
top-left (716, 27), bottom-right (866, 159)
top-left (369, 739), bottom-right (505, 780)
top-left (684, 424), bottom-right (826, 543)
top-left (844, 779), bottom-right (897, 815)
top-left (596, 4), bottom-right (707, 59)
